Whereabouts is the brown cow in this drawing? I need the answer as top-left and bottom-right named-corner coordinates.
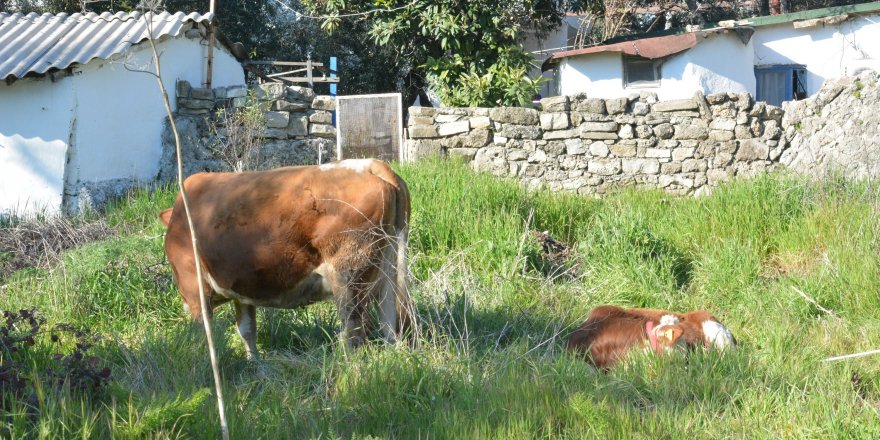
top-left (160, 159), bottom-right (413, 358)
top-left (567, 305), bottom-right (736, 369)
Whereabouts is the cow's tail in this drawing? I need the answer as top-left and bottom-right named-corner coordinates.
top-left (392, 174), bottom-right (417, 343)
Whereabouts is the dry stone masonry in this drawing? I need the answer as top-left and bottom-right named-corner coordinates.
top-left (159, 81), bottom-right (336, 180)
top-left (407, 92), bottom-right (787, 196)
top-left (781, 70), bottom-right (880, 179)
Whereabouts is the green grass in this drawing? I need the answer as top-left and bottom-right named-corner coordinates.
top-left (1, 160), bottom-right (879, 438)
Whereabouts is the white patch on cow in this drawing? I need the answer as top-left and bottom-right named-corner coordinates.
top-left (205, 272), bottom-right (246, 301)
top-left (702, 320), bottom-right (735, 350)
top-left (319, 159), bottom-right (374, 173)
top-left (659, 314), bottom-right (680, 326)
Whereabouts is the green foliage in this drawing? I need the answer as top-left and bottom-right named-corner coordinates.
top-left (304, 0), bottom-right (563, 106)
top-left (1, 162), bottom-right (879, 437)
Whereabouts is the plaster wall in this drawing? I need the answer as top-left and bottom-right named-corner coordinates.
top-left (0, 34), bottom-right (244, 216)
top-left (0, 79), bottom-right (75, 216)
top-left (559, 33), bottom-right (753, 100)
top-left (752, 14), bottom-right (880, 96)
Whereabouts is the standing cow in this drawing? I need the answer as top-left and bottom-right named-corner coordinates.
top-left (160, 159), bottom-right (413, 358)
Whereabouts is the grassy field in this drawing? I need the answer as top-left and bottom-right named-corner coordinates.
top-left (1, 160), bottom-right (879, 439)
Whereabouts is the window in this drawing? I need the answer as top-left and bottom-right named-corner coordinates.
top-left (755, 65), bottom-right (807, 107)
top-left (623, 56), bottom-right (661, 88)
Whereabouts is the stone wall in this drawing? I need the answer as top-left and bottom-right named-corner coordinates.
top-left (781, 70), bottom-right (880, 179)
top-left (406, 92), bottom-right (786, 195)
top-left (158, 81), bottom-right (337, 180)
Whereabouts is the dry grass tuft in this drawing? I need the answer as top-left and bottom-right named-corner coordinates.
top-left (0, 217), bottom-right (116, 280)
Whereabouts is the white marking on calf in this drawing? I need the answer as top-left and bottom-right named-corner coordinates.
top-left (659, 314), bottom-right (680, 326)
top-left (205, 272), bottom-right (247, 302)
top-left (702, 320), bottom-right (735, 350)
top-left (319, 159), bottom-right (374, 173)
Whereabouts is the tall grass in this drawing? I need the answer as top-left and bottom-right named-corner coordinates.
top-left (0, 160), bottom-right (878, 438)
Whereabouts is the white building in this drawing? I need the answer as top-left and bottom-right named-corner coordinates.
top-left (543, 2), bottom-right (880, 104)
top-left (0, 11), bottom-right (245, 217)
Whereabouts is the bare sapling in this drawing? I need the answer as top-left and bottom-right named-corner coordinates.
top-left (209, 93), bottom-right (267, 172)
top-left (136, 6), bottom-right (229, 439)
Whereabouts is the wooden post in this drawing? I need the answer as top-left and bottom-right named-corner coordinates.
top-left (205, 0), bottom-right (217, 88)
top-left (306, 58), bottom-right (313, 87)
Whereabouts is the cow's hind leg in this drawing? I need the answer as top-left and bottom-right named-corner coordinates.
top-left (234, 301), bottom-right (259, 360)
top-left (324, 266), bottom-right (367, 349)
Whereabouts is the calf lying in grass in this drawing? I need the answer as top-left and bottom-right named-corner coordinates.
top-left (567, 305), bottom-right (736, 370)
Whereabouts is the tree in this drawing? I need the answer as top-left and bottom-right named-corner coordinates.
top-left (302, 0), bottom-right (567, 107)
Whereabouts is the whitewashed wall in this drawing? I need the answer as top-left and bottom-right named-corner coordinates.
top-left (752, 13), bottom-right (880, 96)
top-left (558, 32), bottom-right (753, 100)
top-left (0, 35), bottom-right (244, 217)
top-left (0, 79), bottom-right (74, 216)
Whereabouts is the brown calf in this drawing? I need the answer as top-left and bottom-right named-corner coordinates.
top-left (567, 305), bottom-right (736, 369)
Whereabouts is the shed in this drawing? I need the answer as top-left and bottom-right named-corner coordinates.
top-left (0, 11), bottom-right (245, 217)
top-left (543, 2), bottom-right (880, 104)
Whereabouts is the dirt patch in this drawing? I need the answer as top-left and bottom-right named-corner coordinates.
top-left (532, 230), bottom-right (582, 279)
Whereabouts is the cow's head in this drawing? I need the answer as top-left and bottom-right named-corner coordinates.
top-left (159, 208), bottom-right (173, 227)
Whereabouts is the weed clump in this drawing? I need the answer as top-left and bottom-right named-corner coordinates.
top-left (0, 308), bottom-right (111, 413)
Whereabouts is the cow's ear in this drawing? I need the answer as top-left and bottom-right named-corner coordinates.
top-left (159, 208), bottom-right (173, 227)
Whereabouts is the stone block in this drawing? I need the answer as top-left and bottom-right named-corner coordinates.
top-left (579, 121), bottom-right (618, 132)
top-left (653, 99), bottom-right (698, 112)
top-left (178, 98), bottom-right (214, 110)
top-left (588, 159), bottom-right (622, 176)
top-left (191, 87), bottom-right (214, 100)
top-left (609, 143), bottom-right (636, 157)
top-left (635, 125), bottom-right (653, 139)
top-left (673, 124), bottom-right (709, 140)
top-left (286, 86), bottom-right (316, 102)
top-left (264, 111), bottom-right (290, 128)
top-left (605, 98), bottom-right (628, 115)
top-left (409, 106), bottom-right (437, 117)
top-left (580, 131), bottom-right (619, 140)
top-left (409, 125), bottom-right (439, 139)
top-left (672, 147), bottom-right (696, 161)
top-left (653, 123), bottom-right (674, 139)
top-left (540, 96), bottom-right (569, 112)
top-left (499, 124), bottom-right (542, 140)
top-left (565, 139), bottom-right (586, 155)
top-left (735, 139), bottom-right (769, 161)
top-left (589, 141), bottom-right (609, 157)
top-left (435, 114), bottom-right (462, 123)
top-left (469, 116), bottom-right (491, 129)
top-left (408, 116), bottom-right (434, 126)
top-left (709, 118), bottom-right (737, 131)
top-left (227, 86), bottom-right (248, 99)
top-left (622, 158), bottom-right (660, 174)
top-left (632, 102), bottom-right (650, 116)
top-left (576, 98), bottom-right (606, 114)
top-left (287, 115), bottom-right (309, 136)
top-left (255, 83), bottom-right (286, 101)
top-left (618, 124), bottom-right (634, 139)
top-left (543, 129), bottom-right (576, 140)
top-left (540, 112), bottom-right (570, 130)
top-left (661, 162), bottom-right (682, 174)
top-left (309, 111), bottom-right (333, 124)
top-left (489, 107), bottom-right (540, 125)
top-left (176, 80), bottom-right (192, 99)
top-left (645, 148), bottom-right (672, 159)
top-left (275, 100), bottom-right (310, 112)
top-left (709, 130), bottom-right (735, 141)
top-left (682, 158), bottom-right (708, 173)
top-left (310, 123), bottom-right (335, 138)
top-left (437, 120), bottom-right (470, 137)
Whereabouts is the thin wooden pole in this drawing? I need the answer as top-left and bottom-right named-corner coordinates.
top-left (205, 0), bottom-right (217, 88)
top-left (144, 12), bottom-right (229, 440)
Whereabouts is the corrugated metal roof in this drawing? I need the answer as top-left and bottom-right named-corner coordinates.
top-left (0, 11), bottom-right (214, 81)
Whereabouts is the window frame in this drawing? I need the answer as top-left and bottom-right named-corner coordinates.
top-left (754, 64), bottom-right (807, 106)
top-left (623, 55), bottom-right (662, 88)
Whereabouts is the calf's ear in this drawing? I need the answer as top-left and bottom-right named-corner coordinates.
top-left (664, 326), bottom-right (684, 345)
top-left (159, 208), bottom-right (173, 227)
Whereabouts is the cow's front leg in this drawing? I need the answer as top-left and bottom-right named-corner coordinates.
top-left (234, 301), bottom-right (259, 360)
